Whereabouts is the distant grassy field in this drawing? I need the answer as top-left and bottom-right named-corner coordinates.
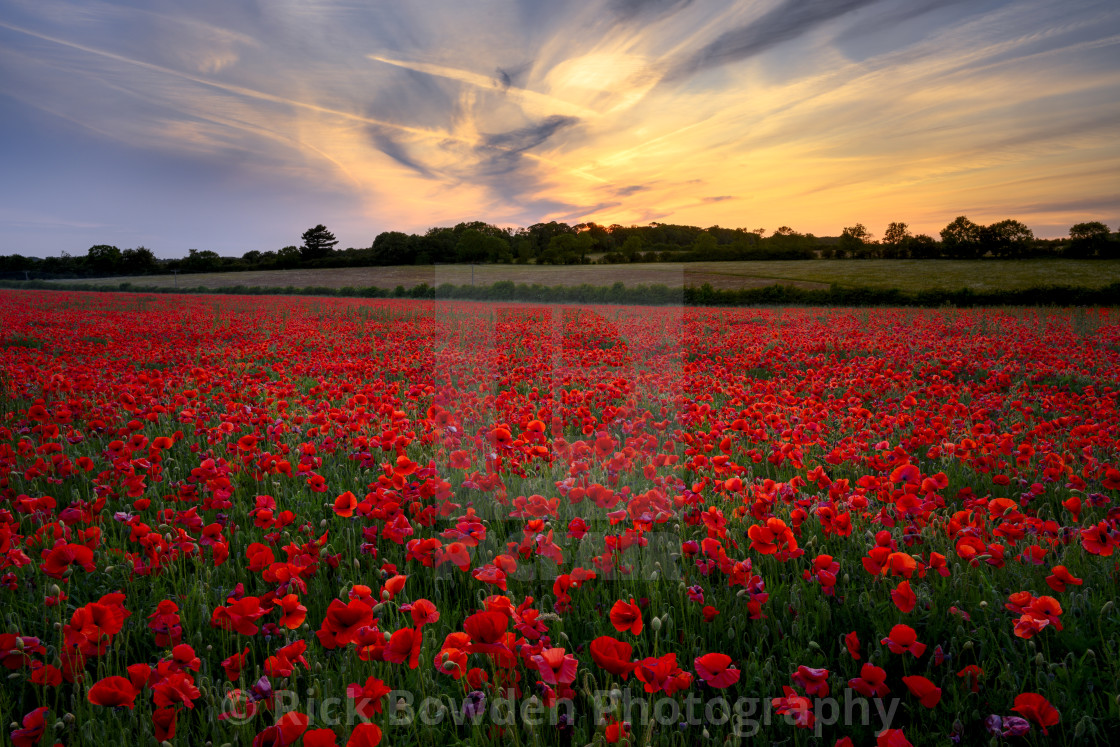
top-left (58, 258), bottom-right (1120, 292)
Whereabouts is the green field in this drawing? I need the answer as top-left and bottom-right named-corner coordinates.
top-left (56, 258), bottom-right (1120, 292)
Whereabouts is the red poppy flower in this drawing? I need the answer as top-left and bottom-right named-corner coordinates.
top-left (791, 665), bottom-right (829, 697)
top-left (347, 722), bottom-right (383, 747)
top-left (848, 663), bottom-right (890, 698)
top-left (634, 653), bottom-right (688, 695)
top-left (10, 706), bottom-right (49, 747)
top-left (877, 729), bottom-right (914, 747)
top-left (1011, 693), bottom-right (1060, 735)
top-left (747, 517), bottom-right (797, 556)
top-left (590, 636), bottom-right (634, 679)
top-left (383, 627), bottom-right (423, 669)
top-left (604, 719), bottom-right (629, 744)
top-left (88, 675), bottom-right (139, 709)
top-left (254, 711), bottom-right (310, 747)
top-left (463, 610), bottom-right (510, 655)
top-left (222, 648), bottom-right (249, 681)
top-left (152, 671), bottom-right (201, 709)
top-left (881, 624), bottom-right (926, 657)
top-left (65, 596), bottom-right (131, 656)
top-left (347, 676), bottom-right (391, 719)
top-left (957, 665), bottom-right (982, 693)
top-left (316, 599), bottom-right (374, 649)
top-left (533, 647), bottom-right (579, 685)
top-left (609, 598), bottom-right (643, 635)
top-left (771, 686), bottom-right (814, 729)
top-left (1080, 521), bottom-right (1116, 556)
top-left (304, 729), bottom-right (340, 747)
top-left (40, 543), bottom-right (96, 579)
top-left (1044, 565), bottom-right (1082, 593)
top-left (844, 631), bottom-right (861, 660)
top-left (30, 662), bottom-right (62, 687)
top-left (695, 653), bottom-right (741, 688)
top-left (902, 675), bottom-right (941, 708)
top-left (891, 579), bottom-right (917, 613)
top-left (408, 598), bottom-right (440, 627)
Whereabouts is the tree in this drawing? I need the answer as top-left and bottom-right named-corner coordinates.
top-left (86, 244), bottom-right (122, 274)
top-left (1070, 221), bottom-right (1110, 242)
top-left (371, 232), bottom-right (417, 265)
top-left (277, 245), bottom-right (302, 268)
top-left (456, 230), bottom-right (509, 263)
top-left (1068, 221), bottom-right (1111, 258)
top-left (180, 248), bottom-right (221, 273)
top-left (691, 231), bottom-right (718, 257)
top-left (300, 225), bottom-right (338, 261)
top-left (984, 219), bottom-right (1034, 258)
top-left (882, 222), bottom-right (911, 246)
top-left (940, 216), bottom-right (983, 258)
top-left (839, 223), bottom-right (874, 258)
top-left (620, 235), bottom-right (644, 261)
top-left (909, 234), bottom-right (939, 259)
top-left (120, 246), bottom-right (158, 274)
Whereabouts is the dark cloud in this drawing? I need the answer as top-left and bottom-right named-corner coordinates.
top-left (612, 184), bottom-right (650, 197)
top-left (981, 196), bottom-right (1120, 216)
top-left (481, 115), bottom-right (579, 153)
top-left (701, 195), bottom-right (735, 203)
top-left (369, 130), bottom-right (434, 178)
top-left (364, 66), bottom-right (459, 131)
top-left (609, 0), bottom-right (694, 21)
top-left (665, 0), bottom-right (886, 81)
top-left (494, 62), bottom-right (531, 90)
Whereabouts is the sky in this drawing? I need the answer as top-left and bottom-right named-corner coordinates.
top-left (1, 0), bottom-right (1118, 258)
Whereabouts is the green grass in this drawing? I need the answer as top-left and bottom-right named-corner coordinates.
top-left (54, 259), bottom-right (1120, 294)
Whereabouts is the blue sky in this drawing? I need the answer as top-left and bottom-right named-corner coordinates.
top-left (1, 0), bottom-right (1118, 257)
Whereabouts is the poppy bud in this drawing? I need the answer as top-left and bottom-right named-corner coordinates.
top-left (651, 617), bottom-right (662, 632)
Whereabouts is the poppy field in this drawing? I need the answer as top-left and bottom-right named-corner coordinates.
top-left (1, 289), bottom-right (1119, 746)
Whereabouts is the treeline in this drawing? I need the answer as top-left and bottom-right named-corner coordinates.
top-left (1, 218), bottom-right (1117, 280)
top-left (3, 278), bottom-right (1118, 308)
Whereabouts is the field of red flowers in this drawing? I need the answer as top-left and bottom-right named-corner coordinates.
top-left (1, 289), bottom-right (1118, 746)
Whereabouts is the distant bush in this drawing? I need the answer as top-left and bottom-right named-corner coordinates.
top-left (1, 278), bottom-right (1118, 307)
